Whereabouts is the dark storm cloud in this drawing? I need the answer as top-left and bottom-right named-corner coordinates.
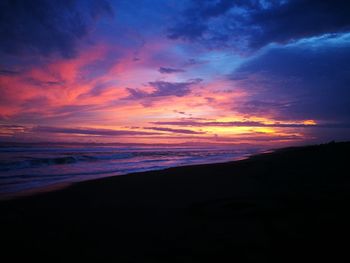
top-left (248, 0), bottom-right (350, 49)
top-left (0, 0), bottom-right (113, 58)
top-left (127, 78), bottom-right (202, 99)
top-left (168, 0), bottom-right (238, 40)
top-left (168, 0), bottom-right (350, 50)
top-left (230, 37), bottom-right (350, 123)
top-left (158, 67), bottom-right (185, 74)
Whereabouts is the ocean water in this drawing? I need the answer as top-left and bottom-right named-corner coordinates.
top-left (0, 144), bottom-right (262, 197)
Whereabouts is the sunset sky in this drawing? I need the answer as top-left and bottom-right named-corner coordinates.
top-left (1, 0), bottom-right (350, 146)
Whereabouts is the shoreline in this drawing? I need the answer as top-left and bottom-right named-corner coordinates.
top-left (0, 148), bottom-right (267, 201)
top-left (1, 141), bottom-right (350, 262)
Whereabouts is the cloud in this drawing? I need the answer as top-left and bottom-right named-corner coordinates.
top-left (145, 126), bottom-right (205, 134)
top-left (247, 0), bottom-right (350, 49)
top-left (0, 124), bottom-right (27, 136)
top-left (168, 0), bottom-right (350, 51)
top-left (127, 78), bottom-right (202, 99)
top-left (158, 67), bottom-right (185, 74)
top-left (0, 69), bottom-right (20, 76)
top-left (78, 81), bottom-right (115, 98)
top-left (25, 78), bottom-right (65, 87)
top-left (236, 100), bottom-right (292, 116)
top-left (150, 120), bottom-right (319, 128)
top-left (230, 35), bottom-right (350, 123)
top-left (212, 134), bottom-right (304, 143)
top-left (168, 0), bottom-right (236, 41)
top-left (31, 126), bottom-right (160, 136)
top-left (0, 0), bottom-right (113, 58)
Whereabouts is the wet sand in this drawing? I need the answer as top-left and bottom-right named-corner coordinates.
top-left (1, 142), bottom-right (350, 262)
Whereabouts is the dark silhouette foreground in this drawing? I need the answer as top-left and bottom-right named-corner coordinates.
top-left (1, 142), bottom-right (350, 262)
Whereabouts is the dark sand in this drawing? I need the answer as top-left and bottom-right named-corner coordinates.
top-left (1, 142), bottom-right (350, 262)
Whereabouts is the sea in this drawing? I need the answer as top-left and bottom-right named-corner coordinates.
top-left (0, 143), bottom-right (264, 197)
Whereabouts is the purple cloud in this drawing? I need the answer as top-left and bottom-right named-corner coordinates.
top-left (151, 120), bottom-right (350, 129)
top-left (151, 120), bottom-right (314, 128)
top-left (127, 79), bottom-right (202, 99)
top-left (159, 67), bottom-right (185, 74)
top-left (145, 126), bottom-right (205, 134)
top-left (0, 69), bottom-right (20, 76)
top-left (31, 126), bottom-right (161, 136)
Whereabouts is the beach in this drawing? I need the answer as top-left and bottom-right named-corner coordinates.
top-left (1, 141), bottom-right (350, 262)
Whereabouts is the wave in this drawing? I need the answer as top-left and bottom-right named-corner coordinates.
top-left (0, 150), bottom-right (240, 172)
top-left (0, 145), bottom-right (263, 197)
top-left (0, 152), bottom-right (135, 172)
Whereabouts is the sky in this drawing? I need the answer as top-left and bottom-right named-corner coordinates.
top-left (1, 0), bottom-right (350, 146)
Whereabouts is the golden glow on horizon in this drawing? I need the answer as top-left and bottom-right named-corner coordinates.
top-left (303, 120), bottom-right (317, 125)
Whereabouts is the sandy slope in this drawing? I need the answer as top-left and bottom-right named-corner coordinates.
top-left (1, 142), bottom-right (350, 262)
